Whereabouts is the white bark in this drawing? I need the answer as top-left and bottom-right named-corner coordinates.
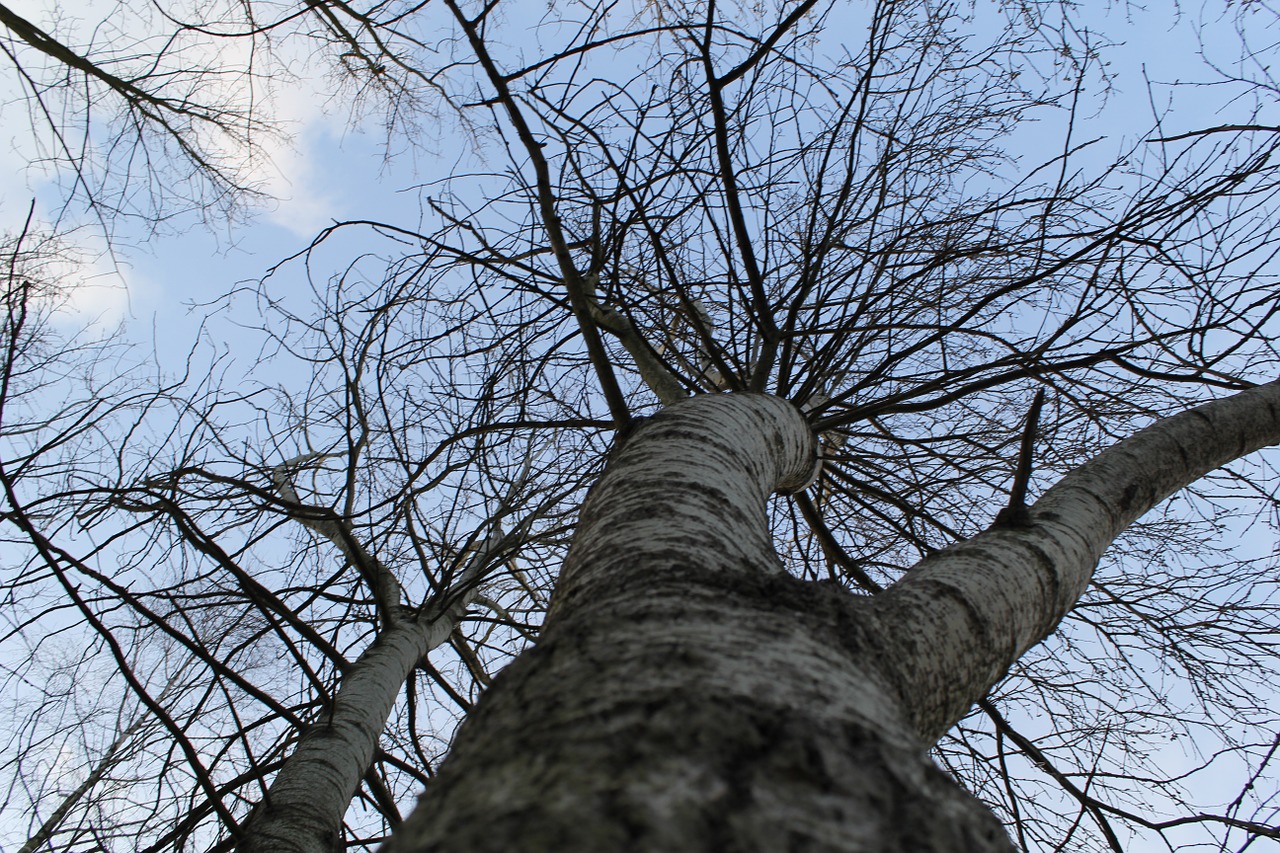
top-left (588, 299), bottom-right (689, 405)
top-left (272, 450), bottom-right (403, 624)
top-left (384, 393), bottom-right (1009, 851)
top-left (877, 378), bottom-right (1280, 741)
top-left (238, 622), bottom-right (441, 853)
top-left (379, 384), bottom-right (1280, 852)
top-left (239, 425), bottom-right (556, 851)
top-left (237, 541), bottom-right (497, 853)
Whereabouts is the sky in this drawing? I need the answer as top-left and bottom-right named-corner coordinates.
top-left (1, 1), bottom-right (1278, 850)
top-left (0, 1), bottom-right (1256, 354)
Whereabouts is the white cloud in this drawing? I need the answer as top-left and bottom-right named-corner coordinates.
top-left (25, 230), bottom-right (153, 332)
top-left (0, 0), bottom-right (359, 325)
top-left (256, 122), bottom-right (345, 238)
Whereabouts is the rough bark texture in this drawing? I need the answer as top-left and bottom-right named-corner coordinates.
top-left (876, 378), bottom-right (1280, 742)
top-left (384, 393), bottom-right (1013, 852)
top-left (382, 384), bottom-right (1280, 852)
top-left (238, 573), bottom-right (486, 853)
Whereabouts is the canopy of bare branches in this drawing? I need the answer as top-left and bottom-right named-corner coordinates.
top-left (2, 1), bottom-right (1279, 850)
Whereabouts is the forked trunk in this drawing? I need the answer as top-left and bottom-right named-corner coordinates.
top-left (379, 383), bottom-right (1279, 852)
top-left (385, 393), bottom-right (1013, 851)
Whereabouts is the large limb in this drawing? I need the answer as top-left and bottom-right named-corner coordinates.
top-left (273, 448), bottom-right (404, 625)
top-left (587, 295), bottom-right (689, 405)
top-left (876, 379), bottom-right (1280, 741)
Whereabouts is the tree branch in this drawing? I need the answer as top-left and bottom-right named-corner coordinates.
top-left (879, 379), bottom-right (1280, 741)
top-left (444, 0), bottom-right (632, 429)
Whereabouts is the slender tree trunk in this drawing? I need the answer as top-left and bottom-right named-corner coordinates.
top-left (236, 621), bottom-right (440, 853)
top-left (379, 384), bottom-right (1280, 852)
top-left (238, 575), bottom-right (487, 853)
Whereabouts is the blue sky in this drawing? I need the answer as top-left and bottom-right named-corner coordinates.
top-left (2, 1), bottom-right (1263, 358)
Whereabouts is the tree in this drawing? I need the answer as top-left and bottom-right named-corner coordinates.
top-left (383, 384), bottom-right (1280, 852)
top-left (3, 1), bottom-right (1280, 851)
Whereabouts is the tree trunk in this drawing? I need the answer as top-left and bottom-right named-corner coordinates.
top-left (236, 622), bottom-right (439, 853)
top-left (383, 393), bottom-right (1010, 851)
top-left (383, 386), bottom-right (1280, 852)
top-left (238, 564), bottom-right (488, 853)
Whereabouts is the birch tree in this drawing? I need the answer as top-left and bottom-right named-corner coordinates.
top-left (3, 1), bottom-right (1280, 851)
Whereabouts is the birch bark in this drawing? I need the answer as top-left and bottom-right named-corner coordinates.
top-left (381, 384), bottom-right (1279, 851)
top-left (384, 393), bottom-right (1006, 851)
top-left (877, 378), bottom-right (1280, 741)
top-left (237, 549), bottom-right (492, 853)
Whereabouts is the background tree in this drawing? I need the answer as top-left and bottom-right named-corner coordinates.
top-left (2, 1), bottom-right (1280, 851)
